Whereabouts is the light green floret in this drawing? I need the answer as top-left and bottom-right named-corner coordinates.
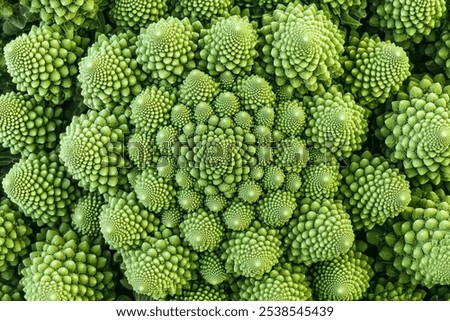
top-left (130, 86), bottom-right (176, 135)
top-left (379, 189), bottom-right (450, 287)
top-left (221, 220), bottom-right (283, 278)
top-left (0, 199), bottom-right (32, 273)
top-left (300, 156), bottom-right (341, 200)
top-left (194, 102), bottom-right (214, 123)
top-left (260, 2), bottom-right (344, 93)
top-left (285, 199), bottom-right (355, 266)
top-left (199, 251), bottom-right (229, 285)
top-left (367, 278), bottom-right (426, 301)
top-left (376, 75), bottom-right (450, 185)
top-left (156, 156), bottom-right (176, 179)
top-left (175, 283), bottom-right (228, 301)
top-left (255, 107), bottom-right (274, 128)
top-left (342, 32), bottom-right (410, 108)
top-left (136, 17), bottom-right (198, 85)
top-left (59, 107), bottom-right (131, 196)
top-left (178, 69), bottom-right (219, 108)
top-left (319, 0), bottom-right (368, 28)
top-left (257, 191), bottom-right (297, 228)
top-left (284, 173), bottom-right (302, 194)
top-left (199, 15), bottom-right (258, 76)
top-left (2, 151), bottom-right (80, 227)
top-left (304, 86), bottom-right (368, 158)
top-left (233, 75), bottom-right (275, 111)
top-left (172, 0), bottom-right (233, 21)
top-left (4, 24), bottom-right (85, 104)
top-left (274, 100), bottom-right (306, 137)
top-left (275, 138), bottom-right (309, 173)
top-left (127, 132), bottom-right (157, 170)
top-left (177, 116), bottom-right (256, 198)
top-left (175, 168), bottom-right (195, 189)
top-left (100, 191), bottom-right (157, 250)
top-left (339, 150), bottom-right (411, 230)
top-left (156, 125), bottom-right (178, 155)
top-left (161, 207), bottom-right (183, 228)
top-left (213, 92), bottom-right (240, 118)
top-left (311, 244), bottom-right (374, 300)
top-left (204, 195), bottom-right (227, 212)
top-left (219, 71), bottom-right (236, 90)
top-left (262, 166), bottom-right (285, 190)
top-left (120, 232), bottom-right (198, 299)
top-left (237, 263), bottom-right (312, 301)
top-left (177, 189), bottom-right (203, 212)
top-left (369, 0), bottom-right (446, 47)
top-left (21, 224), bottom-right (116, 301)
top-left (78, 31), bottom-right (145, 111)
top-left (133, 168), bottom-right (176, 213)
top-left (0, 92), bottom-right (62, 155)
top-left (235, 111), bottom-right (253, 130)
top-left (71, 192), bottom-right (104, 237)
top-left (22, 0), bottom-right (105, 28)
top-left (223, 201), bottom-right (255, 231)
top-left (180, 209), bottom-right (224, 252)
top-left (171, 104), bottom-right (192, 129)
top-left (111, 0), bottom-right (168, 30)
top-left (238, 180), bottom-right (262, 204)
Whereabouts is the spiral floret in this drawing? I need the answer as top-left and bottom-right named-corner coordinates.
top-left (2, 151), bottom-right (80, 227)
top-left (177, 117), bottom-right (256, 198)
top-left (304, 86), bottom-right (368, 158)
top-left (59, 108), bottom-right (131, 195)
top-left (136, 17), bottom-right (198, 85)
top-left (0, 92), bottom-right (62, 155)
top-left (340, 150), bottom-right (411, 230)
top-left (178, 69), bottom-right (220, 108)
top-left (0, 199), bottom-right (32, 273)
top-left (223, 201), bottom-right (255, 231)
top-left (130, 86), bottom-right (176, 136)
top-left (221, 221), bottom-right (283, 278)
top-left (180, 209), bottom-right (224, 252)
top-left (111, 0), bottom-right (168, 30)
top-left (233, 75), bottom-right (275, 111)
top-left (127, 132), bottom-right (157, 170)
top-left (381, 190), bottom-right (450, 287)
top-left (311, 245), bottom-right (374, 300)
top-left (237, 263), bottom-right (312, 301)
top-left (274, 100), bottom-right (306, 137)
top-left (199, 15), bottom-right (258, 76)
top-left (238, 180), bottom-right (263, 204)
top-left (257, 191), bottom-right (297, 228)
top-left (369, 0), bottom-right (446, 47)
top-left (100, 191), bottom-right (157, 250)
top-left (260, 2), bottom-right (344, 93)
top-left (199, 252), bottom-right (229, 285)
top-left (71, 192), bottom-right (104, 237)
top-left (342, 32), bottom-right (410, 108)
top-left (78, 31), bottom-right (146, 111)
top-left (133, 169), bottom-right (176, 213)
top-left (23, 0), bottom-right (105, 27)
top-left (300, 156), bottom-right (341, 200)
top-left (173, 0), bottom-right (233, 21)
top-left (376, 75), bottom-right (450, 185)
top-left (120, 232), bottom-right (198, 299)
top-left (20, 224), bottom-right (115, 300)
top-left (4, 24), bottom-right (85, 104)
top-left (285, 199), bottom-right (355, 265)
